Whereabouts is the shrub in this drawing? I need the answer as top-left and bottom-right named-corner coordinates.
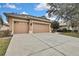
top-left (57, 29), bottom-right (63, 32)
top-left (74, 30), bottom-right (78, 32)
top-left (62, 28), bottom-right (67, 32)
top-left (57, 28), bottom-right (72, 32)
top-left (0, 30), bottom-right (11, 37)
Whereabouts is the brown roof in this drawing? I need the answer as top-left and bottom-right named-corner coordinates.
top-left (4, 13), bottom-right (51, 23)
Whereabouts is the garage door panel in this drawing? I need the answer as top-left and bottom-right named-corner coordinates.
top-left (33, 23), bottom-right (39, 33)
top-left (33, 23), bottom-right (49, 33)
top-left (14, 21), bottom-right (29, 34)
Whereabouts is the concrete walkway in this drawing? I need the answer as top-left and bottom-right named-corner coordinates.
top-left (5, 33), bottom-right (79, 56)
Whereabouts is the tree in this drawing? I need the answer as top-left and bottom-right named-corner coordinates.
top-left (47, 3), bottom-right (79, 32)
top-left (0, 15), bottom-right (3, 29)
top-left (47, 3), bottom-right (79, 20)
top-left (51, 20), bottom-right (59, 31)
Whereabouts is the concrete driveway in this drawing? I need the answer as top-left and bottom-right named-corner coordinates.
top-left (5, 33), bottom-right (79, 56)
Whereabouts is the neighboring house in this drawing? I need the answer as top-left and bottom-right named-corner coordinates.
top-left (59, 20), bottom-right (79, 32)
top-left (4, 13), bottom-right (51, 34)
top-left (59, 20), bottom-right (67, 29)
top-left (59, 20), bottom-right (73, 30)
top-left (0, 23), bottom-right (9, 31)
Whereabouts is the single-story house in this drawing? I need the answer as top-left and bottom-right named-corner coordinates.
top-left (4, 13), bottom-right (51, 34)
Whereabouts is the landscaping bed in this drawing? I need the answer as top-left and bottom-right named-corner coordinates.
top-left (0, 38), bottom-right (11, 56)
top-left (0, 30), bottom-right (11, 38)
top-left (61, 32), bottom-right (79, 38)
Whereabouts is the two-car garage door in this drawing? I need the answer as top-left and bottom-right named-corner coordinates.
top-left (33, 23), bottom-right (49, 33)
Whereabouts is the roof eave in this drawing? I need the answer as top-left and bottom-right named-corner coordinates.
top-left (4, 13), bottom-right (51, 23)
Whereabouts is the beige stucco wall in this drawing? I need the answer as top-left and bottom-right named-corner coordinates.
top-left (32, 20), bottom-right (50, 25)
top-left (8, 17), bottom-right (51, 34)
top-left (8, 17), bottom-right (13, 34)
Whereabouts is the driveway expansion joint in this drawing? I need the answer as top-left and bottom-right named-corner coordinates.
top-left (31, 34), bottom-right (66, 56)
top-left (28, 47), bottom-right (52, 56)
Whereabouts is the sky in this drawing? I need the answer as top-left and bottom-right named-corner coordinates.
top-left (0, 3), bottom-right (50, 23)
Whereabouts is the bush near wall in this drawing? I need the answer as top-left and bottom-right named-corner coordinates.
top-left (57, 28), bottom-right (72, 32)
top-left (57, 29), bottom-right (78, 33)
top-left (74, 30), bottom-right (78, 32)
top-left (0, 30), bottom-right (11, 37)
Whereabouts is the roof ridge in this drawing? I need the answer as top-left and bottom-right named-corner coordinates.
top-left (4, 13), bottom-right (51, 22)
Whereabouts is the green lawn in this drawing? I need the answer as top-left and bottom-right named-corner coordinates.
top-left (0, 38), bottom-right (11, 56)
top-left (62, 32), bottom-right (79, 38)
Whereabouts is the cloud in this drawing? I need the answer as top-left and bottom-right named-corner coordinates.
top-left (3, 3), bottom-right (22, 10)
top-left (35, 3), bottom-right (50, 11)
top-left (3, 3), bottom-right (16, 9)
top-left (20, 11), bottom-right (28, 15)
top-left (16, 8), bottom-right (22, 10)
